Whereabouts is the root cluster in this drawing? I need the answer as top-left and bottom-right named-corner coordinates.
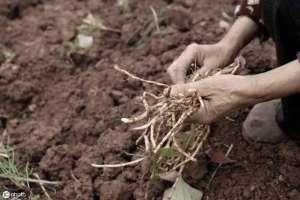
top-left (92, 58), bottom-right (243, 179)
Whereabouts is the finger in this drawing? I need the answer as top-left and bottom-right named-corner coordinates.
top-left (167, 44), bottom-right (199, 84)
top-left (196, 66), bottom-right (213, 77)
top-left (190, 111), bottom-right (210, 124)
top-left (170, 76), bottom-right (212, 97)
top-left (194, 59), bottom-right (219, 77)
top-left (170, 82), bottom-right (200, 97)
top-left (190, 102), bottom-right (214, 124)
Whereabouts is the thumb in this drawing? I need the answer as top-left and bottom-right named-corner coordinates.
top-left (196, 56), bottom-right (226, 77)
top-left (196, 59), bottom-right (221, 77)
top-left (170, 82), bottom-right (200, 97)
top-left (197, 65), bottom-right (214, 77)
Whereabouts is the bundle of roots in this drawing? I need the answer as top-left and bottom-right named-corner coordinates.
top-left (92, 57), bottom-right (243, 179)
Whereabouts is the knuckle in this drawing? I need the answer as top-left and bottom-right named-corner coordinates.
top-left (167, 66), bottom-right (182, 75)
top-left (170, 85), bottom-right (180, 96)
top-left (166, 67), bottom-right (173, 74)
top-left (186, 43), bottom-right (200, 52)
top-left (167, 66), bottom-right (176, 74)
top-left (188, 43), bottom-right (198, 49)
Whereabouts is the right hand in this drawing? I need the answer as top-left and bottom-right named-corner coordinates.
top-left (170, 74), bottom-right (255, 124)
top-left (167, 42), bottom-right (236, 84)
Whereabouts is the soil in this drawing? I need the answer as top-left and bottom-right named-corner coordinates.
top-left (0, 0), bottom-right (299, 199)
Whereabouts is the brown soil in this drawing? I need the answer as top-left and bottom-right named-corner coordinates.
top-left (0, 0), bottom-right (299, 199)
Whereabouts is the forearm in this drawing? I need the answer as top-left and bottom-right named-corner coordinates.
top-left (219, 16), bottom-right (260, 57)
top-left (247, 60), bottom-right (300, 103)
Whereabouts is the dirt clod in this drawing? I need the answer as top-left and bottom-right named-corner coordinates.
top-left (1, 0), bottom-right (299, 199)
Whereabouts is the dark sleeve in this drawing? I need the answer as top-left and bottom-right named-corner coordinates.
top-left (235, 0), bottom-right (268, 40)
top-left (235, 0), bottom-right (261, 24)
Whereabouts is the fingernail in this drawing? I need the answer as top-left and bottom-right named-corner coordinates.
top-left (163, 87), bottom-right (171, 97)
top-left (187, 88), bottom-right (196, 93)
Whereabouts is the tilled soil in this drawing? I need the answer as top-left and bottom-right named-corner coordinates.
top-left (0, 0), bottom-right (300, 199)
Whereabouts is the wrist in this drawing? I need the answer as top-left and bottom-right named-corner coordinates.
top-left (239, 75), bottom-right (270, 105)
top-left (217, 16), bottom-right (260, 60)
top-left (217, 39), bottom-right (240, 62)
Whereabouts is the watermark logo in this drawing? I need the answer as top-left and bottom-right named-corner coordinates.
top-left (2, 191), bottom-right (10, 199)
top-left (1, 190), bottom-right (28, 200)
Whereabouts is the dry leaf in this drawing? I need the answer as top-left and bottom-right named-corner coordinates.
top-left (205, 146), bottom-right (235, 165)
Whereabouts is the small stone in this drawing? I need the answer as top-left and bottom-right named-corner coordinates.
top-left (77, 34), bottom-right (94, 49)
top-left (250, 185), bottom-right (256, 192)
top-left (243, 188), bottom-right (251, 199)
top-left (11, 65), bottom-right (20, 70)
top-left (28, 104), bottom-right (37, 112)
top-left (278, 175), bottom-right (284, 182)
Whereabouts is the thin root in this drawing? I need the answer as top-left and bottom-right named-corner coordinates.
top-left (91, 157), bottom-right (145, 168)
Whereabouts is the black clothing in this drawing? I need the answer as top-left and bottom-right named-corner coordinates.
top-left (261, 0), bottom-right (300, 139)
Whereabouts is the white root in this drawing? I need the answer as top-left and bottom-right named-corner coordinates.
top-left (33, 173), bottom-right (52, 200)
top-left (144, 135), bottom-right (150, 151)
top-left (136, 129), bottom-right (148, 145)
top-left (150, 120), bottom-right (156, 149)
top-left (172, 135), bottom-right (196, 162)
top-left (114, 65), bottom-right (169, 87)
top-left (121, 111), bottom-right (148, 124)
top-left (132, 116), bottom-right (157, 130)
top-left (92, 62), bottom-right (240, 182)
top-left (154, 108), bottom-right (195, 153)
top-left (172, 126), bottom-right (210, 170)
top-left (144, 92), bottom-right (164, 100)
top-left (91, 157), bottom-right (145, 168)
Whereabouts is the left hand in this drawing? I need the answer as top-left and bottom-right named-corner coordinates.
top-left (171, 75), bottom-right (256, 124)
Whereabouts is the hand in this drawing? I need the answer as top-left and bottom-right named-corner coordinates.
top-left (167, 42), bottom-right (236, 84)
top-left (171, 75), bottom-right (256, 124)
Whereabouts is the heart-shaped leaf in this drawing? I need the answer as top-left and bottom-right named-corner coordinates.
top-left (163, 176), bottom-right (203, 200)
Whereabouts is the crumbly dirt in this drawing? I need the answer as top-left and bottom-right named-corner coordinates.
top-left (0, 0), bottom-right (299, 199)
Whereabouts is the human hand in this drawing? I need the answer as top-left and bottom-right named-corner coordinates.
top-left (167, 42), bottom-right (236, 84)
top-left (170, 75), bottom-right (256, 124)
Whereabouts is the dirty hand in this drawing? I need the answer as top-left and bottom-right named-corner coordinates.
top-left (167, 43), bottom-right (236, 84)
top-left (171, 75), bottom-right (256, 124)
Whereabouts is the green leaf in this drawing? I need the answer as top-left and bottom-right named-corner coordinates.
top-left (163, 176), bottom-right (203, 200)
top-left (151, 147), bottom-right (174, 177)
top-left (153, 147), bottom-right (174, 163)
top-left (158, 147), bottom-right (174, 158)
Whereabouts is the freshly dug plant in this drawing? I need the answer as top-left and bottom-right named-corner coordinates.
top-left (92, 57), bottom-right (243, 183)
